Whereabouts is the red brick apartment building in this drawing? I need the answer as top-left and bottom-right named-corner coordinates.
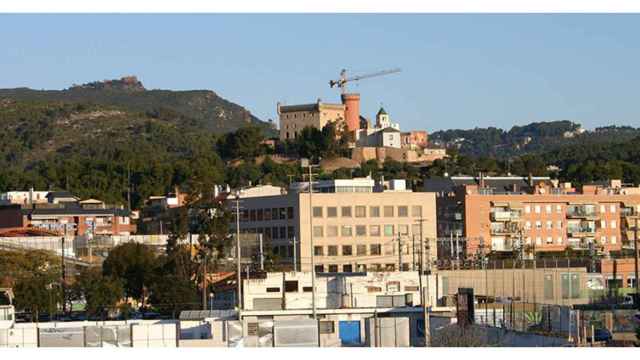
top-left (425, 176), bottom-right (640, 258)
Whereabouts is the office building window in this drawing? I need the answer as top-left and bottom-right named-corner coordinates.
top-left (384, 206), bottom-right (394, 217)
top-left (328, 246), bottom-right (338, 256)
top-left (264, 208), bottom-right (271, 221)
top-left (356, 245), bottom-right (367, 256)
top-left (356, 225), bottom-right (367, 236)
top-left (257, 209), bottom-right (263, 221)
top-left (327, 226), bottom-right (338, 237)
top-left (250, 209), bottom-right (256, 221)
top-left (327, 207), bottom-right (337, 218)
top-left (341, 225), bottom-right (353, 237)
top-left (313, 226), bottom-right (323, 237)
top-left (312, 206), bottom-right (323, 218)
top-left (287, 207), bottom-right (294, 219)
top-left (280, 227), bottom-right (286, 239)
top-left (561, 273), bottom-right (580, 299)
top-left (384, 225), bottom-right (394, 236)
top-left (355, 206), bottom-right (366, 218)
top-left (342, 245), bottom-right (352, 256)
top-left (288, 226), bottom-right (294, 239)
top-left (314, 265), bottom-right (324, 273)
top-left (343, 264), bottom-right (353, 273)
top-left (370, 206), bottom-right (380, 217)
top-left (412, 205), bottom-right (422, 217)
top-left (399, 224), bottom-right (409, 235)
top-left (279, 208), bottom-right (286, 220)
top-left (370, 244), bottom-right (381, 255)
top-left (544, 274), bottom-right (554, 300)
top-left (398, 206), bottom-right (408, 217)
top-left (314, 246), bottom-right (323, 256)
top-left (341, 206), bottom-right (352, 217)
top-left (328, 265), bottom-right (338, 273)
top-left (370, 225), bottom-right (380, 236)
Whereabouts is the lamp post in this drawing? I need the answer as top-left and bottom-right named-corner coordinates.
top-left (234, 190), bottom-right (243, 311)
top-left (301, 158), bottom-right (319, 319)
top-left (209, 292), bottom-right (214, 311)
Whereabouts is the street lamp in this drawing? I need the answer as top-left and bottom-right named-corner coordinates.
top-left (209, 292), bottom-right (214, 311)
top-left (234, 190), bottom-right (243, 311)
top-left (301, 158), bottom-right (319, 319)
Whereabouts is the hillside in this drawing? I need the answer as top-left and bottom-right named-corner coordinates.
top-left (430, 121), bottom-right (640, 158)
top-left (0, 76), bottom-right (271, 134)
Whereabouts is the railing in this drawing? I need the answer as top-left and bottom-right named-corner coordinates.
top-left (490, 211), bottom-right (521, 222)
top-left (566, 206), bottom-right (597, 218)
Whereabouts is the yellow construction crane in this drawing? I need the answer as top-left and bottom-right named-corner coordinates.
top-left (329, 68), bottom-right (401, 94)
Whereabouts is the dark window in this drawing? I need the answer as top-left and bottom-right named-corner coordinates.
top-left (285, 281), bottom-right (298, 292)
top-left (272, 226), bottom-right (279, 239)
top-left (264, 208), bottom-right (271, 221)
top-left (279, 208), bottom-right (286, 220)
top-left (257, 209), bottom-right (264, 221)
top-left (343, 264), bottom-right (353, 273)
top-left (370, 244), bottom-right (381, 255)
top-left (266, 287), bottom-right (280, 293)
top-left (303, 286), bottom-right (313, 292)
top-left (273, 246), bottom-right (279, 255)
top-left (287, 226), bottom-right (295, 239)
top-left (287, 207), bottom-right (294, 219)
top-left (328, 246), bottom-right (338, 256)
top-left (314, 265), bottom-right (324, 273)
top-left (319, 321), bottom-right (335, 334)
top-left (279, 226), bottom-right (286, 239)
top-left (264, 227), bottom-right (272, 240)
top-left (250, 209), bottom-right (257, 221)
top-left (544, 275), bottom-right (554, 300)
top-left (314, 246), bottom-right (323, 256)
top-left (328, 265), bottom-right (338, 273)
top-left (342, 245), bottom-right (352, 256)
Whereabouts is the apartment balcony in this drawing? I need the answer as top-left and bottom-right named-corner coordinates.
top-left (490, 222), bottom-right (520, 235)
top-left (490, 210), bottom-right (521, 222)
top-left (567, 238), bottom-right (594, 250)
top-left (566, 205), bottom-right (597, 219)
top-left (490, 238), bottom-right (515, 252)
top-left (567, 225), bottom-right (596, 237)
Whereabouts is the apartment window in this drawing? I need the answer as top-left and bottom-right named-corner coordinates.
top-left (327, 207), bottom-right (337, 218)
top-left (341, 225), bottom-right (353, 237)
top-left (356, 225), bottom-right (367, 236)
top-left (561, 273), bottom-right (580, 299)
top-left (600, 205), bottom-right (606, 214)
top-left (343, 264), bottom-right (353, 273)
top-left (525, 221), bottom-right (531, 230)
top-left (384, 206), bottom-right (394, 217)
top-left (557, 221), bottom-right (563, 229)
top-left (399, 224), bottom-right (409, 235)
top-left (272, 226), bottom-right (279, 239)
top-left (250, 209), bottom-right (257, 221)
top-left (557, 237), bottom-right (563, 245)
top-left (313, 226), bottom-right (324, 237)
top-left (601, 220), bottom-right (606, 229)
top-left (342, 245), bottom-right (352, 256)
top-left (328, 265), bottom-right (338, 273)
top-left (279, 208), bottom-right (286, 220)
top-left (611, 205), bottom-right (617, 213)
top-left (328, 246), bottom-right (338, 256)
top-left (314, 246), bottom-right (324, 256)
top-left (384, 225), bottom-right (394, 236)
top-left (327, 226), bottom-right (338, 237)
top-left (370, 244), bottom-right (382, 255)
top-left (611, 220), bottom-right (617, 229)
top-left (264, 227), bottom-right (272, 239)
top-left (357, 245), bottom-right (367, 256)
top-left (370, 206), bottom-right (380, 217)
top-left (355, 206), bottom-right (366, 218)
top-left (536, 236), bottom-right (542, 245)
top-left (385, 264), bottom-right (396, 271)
top-left (546, 221), bottom-right (553, 230)
top-left (412, 205), bottom-right (422, 217)
top-left (341, 206), bottom-right (352, 217)
top-left (544, 274), bottom-right (554, 300)
top-left (556, 205), bottom-right (562, 213)
top-left (264, 208), bottom-right (271, 221)
top-left (285, 281), bottom-right (298, 292)
top-left (536, 221), bottom-right (542, 230)
top-left (266, 287), bottom-right (280, 293)
top-left (279, 226), bottom-right (286, 239)
top-left (611, 236), bottom-right (617, 244)
top-left (312, 206), bottom-right (323, 218)
top-left (525, 205), bottom-right (531, 213)
top-left (398, 206), bottom-right (408, 217)
top-left (545, 205), bottom-right (552, 214)
top-left (356, 264), bottom-right (367, 272)
top-left (370, 225), bottom-right (381, 236)
top-left (546, 236), bottom-right (553, 244)
top-left (315, 265), bottom-right (324, 273)
top-left (412, 224), bottom-right (421, 235)
top-left (535, 205), bottom-right (541, 213)
top-left (257, 209), bottom-right (264, 221)
top-left (288, 226), bottom-right (294, 239)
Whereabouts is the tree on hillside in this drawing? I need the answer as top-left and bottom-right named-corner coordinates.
top-left (217, 125), bottom-right (266, 160)
top-left (102, 243), bottom-right (157, 305)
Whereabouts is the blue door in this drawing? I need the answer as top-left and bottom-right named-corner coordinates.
top-left (339, 321), bottom-right (361, 345)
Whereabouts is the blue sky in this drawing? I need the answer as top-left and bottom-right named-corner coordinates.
top-left (1, 14), bottom-right (640, 131)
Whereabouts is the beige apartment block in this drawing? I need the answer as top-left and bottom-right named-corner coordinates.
top-left (277, 101), bottom-right (346, 141)
top-left (230, 191), bottom-right (437, 272)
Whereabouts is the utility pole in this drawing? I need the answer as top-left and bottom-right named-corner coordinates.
top-left (302, 158), bottom-right (319, 319)
top-left (398, 232), bottom-right (402, 271)
top-left (259, 233), bottom-right (264, 271)
top-left (202, 254), bottom-right (207, 310)
top-left (61, 236), bottom-right (66, 314)
top-left (234, 190), bottom-right (243, 311)
top-left (416, 218), bottom-right (431, 346)
top-left (292, 236), bottom-right (297, 272)
top-left (412, 234), bottom-right (416, 271)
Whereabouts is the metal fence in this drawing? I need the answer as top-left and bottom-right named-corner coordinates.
top-left (474, 302), bottom-right (574, 338)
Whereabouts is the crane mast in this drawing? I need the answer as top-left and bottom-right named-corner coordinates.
top-left (329, 68), bottom-right (401, 94)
